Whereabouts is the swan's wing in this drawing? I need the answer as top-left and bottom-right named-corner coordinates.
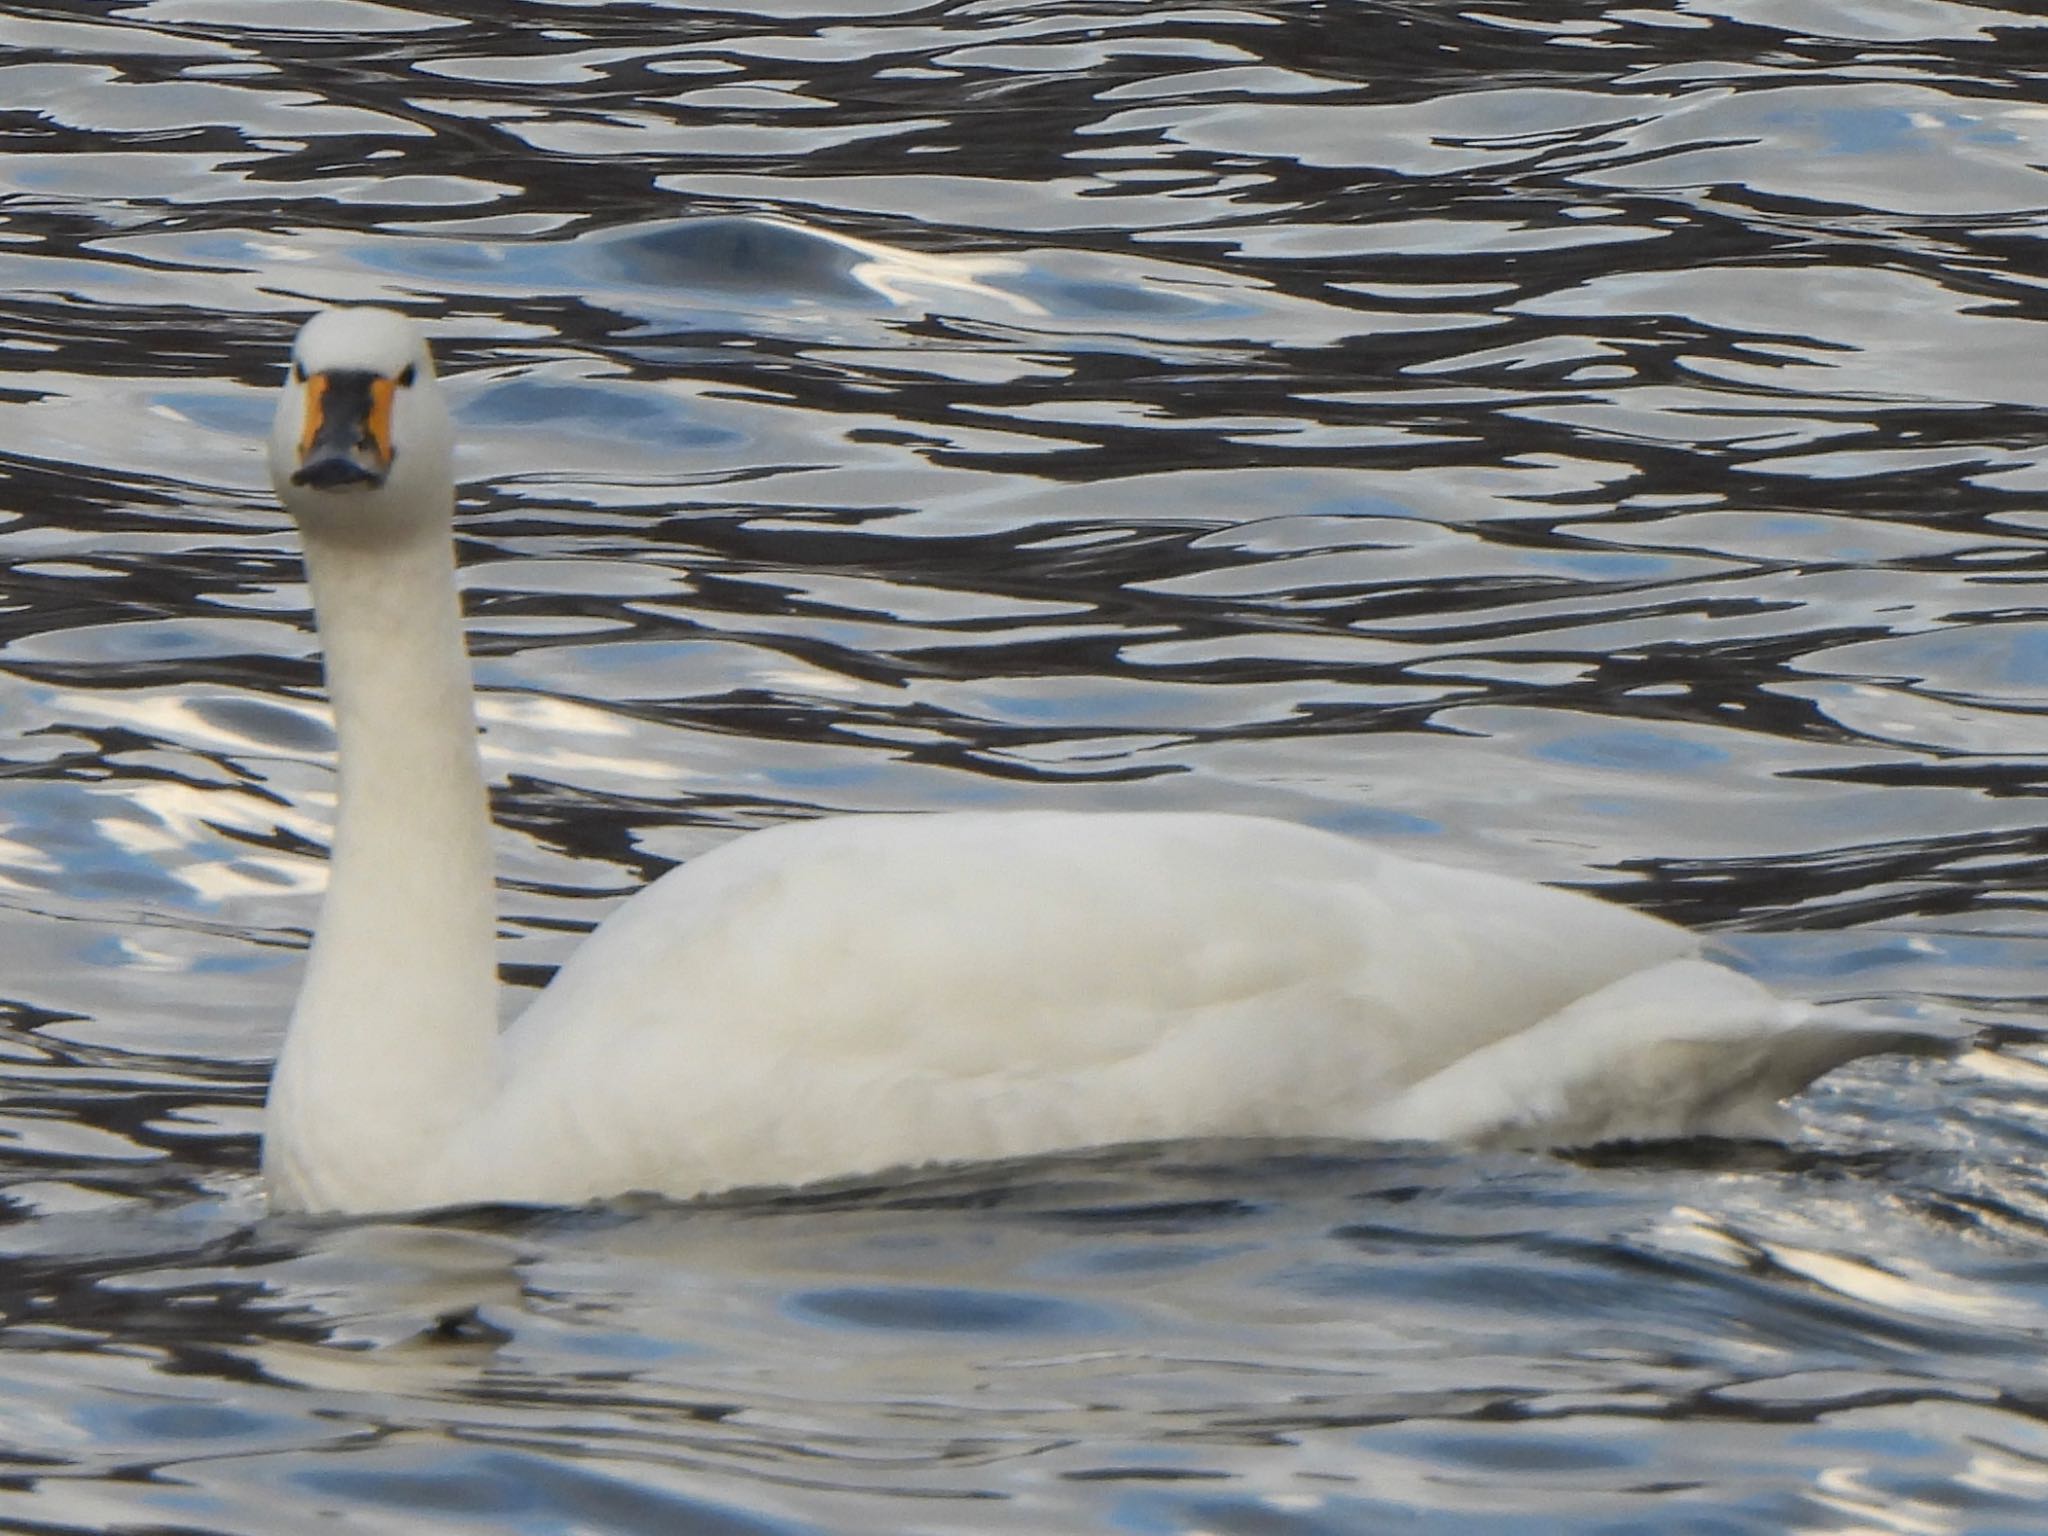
top-left (515, 810), bottom-right (1696, 1074)
top-left (470, 812), bottom-right (1725, 1193)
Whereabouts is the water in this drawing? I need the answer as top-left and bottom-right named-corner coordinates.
top-left (0, 0), bottom-right (2044, 1529)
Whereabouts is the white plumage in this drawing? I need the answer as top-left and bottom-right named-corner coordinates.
top-left (260, 307), bottom-right (1945, 1215)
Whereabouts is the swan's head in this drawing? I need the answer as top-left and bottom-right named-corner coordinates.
top-left (269, 307), bottom-right (451, 539)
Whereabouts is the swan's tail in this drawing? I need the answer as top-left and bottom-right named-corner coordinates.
top-left (1357, 957), bottom-right (1966, 1148)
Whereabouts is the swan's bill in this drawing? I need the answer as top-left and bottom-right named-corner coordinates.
top-left (292, 367), bottom-right (403, 490)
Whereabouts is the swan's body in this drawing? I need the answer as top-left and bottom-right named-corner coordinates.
top-left (262, 308), bottom-right (1946, 1215)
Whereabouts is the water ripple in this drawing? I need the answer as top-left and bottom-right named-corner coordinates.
top-left (0, 0), bottom-right (2042, 1530)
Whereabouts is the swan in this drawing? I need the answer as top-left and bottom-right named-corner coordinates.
top-left (261, 306), bottom-right (1948, 1215)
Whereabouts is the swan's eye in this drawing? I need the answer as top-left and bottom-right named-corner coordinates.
top-left (293, 359), bottom-right (308, 384)
top-left (397, 363), bottom-right (417, 388)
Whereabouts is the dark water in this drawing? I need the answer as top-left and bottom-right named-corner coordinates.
top-left (0, 0), bottom-right (2045, 1529)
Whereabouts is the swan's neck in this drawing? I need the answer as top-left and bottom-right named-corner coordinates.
top-left (264, 521), bottom-right (500, 1210)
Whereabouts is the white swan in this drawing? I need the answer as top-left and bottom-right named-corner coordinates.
top-left (262, 306), bottom-right (1946, 1215)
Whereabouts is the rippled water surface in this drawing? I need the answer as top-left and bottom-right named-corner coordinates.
top-left (1, 0), bottom-right (2046, 1529)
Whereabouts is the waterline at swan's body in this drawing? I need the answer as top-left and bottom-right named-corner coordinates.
top-left (260, 306), bottom-right (1952, 1215)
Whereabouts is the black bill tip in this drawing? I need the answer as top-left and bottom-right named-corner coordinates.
top-left (292, 455), bottom-right (386, 490)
